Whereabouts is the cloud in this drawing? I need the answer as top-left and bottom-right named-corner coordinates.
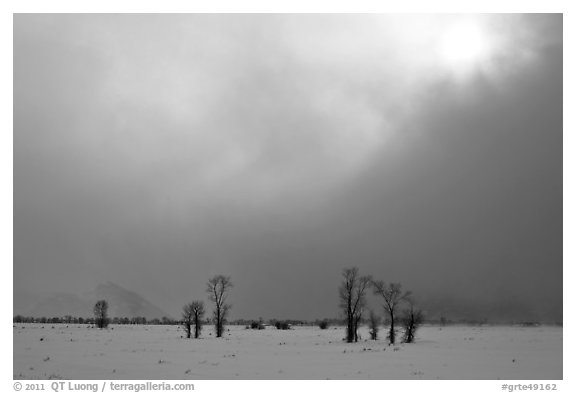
top-left (15, 14), bottom-right (554, 212)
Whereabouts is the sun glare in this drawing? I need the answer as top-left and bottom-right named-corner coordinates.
top-left (438, 20), bottom-right (491, 73)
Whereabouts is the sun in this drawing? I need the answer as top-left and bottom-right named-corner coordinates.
top-left (438, 20), bottom-right (491, 73)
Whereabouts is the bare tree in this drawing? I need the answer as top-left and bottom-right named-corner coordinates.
top-left (182, 301), bottom-right (205, 339)
top-left (372, 281), bottom-right (410, 344)
top-left (182, 304), bottom-right (193, 338)
top-left (401, 299), bottom-right (424, 343)
top-left (368, 309), bottom-right (380, 340)
top-left (339, 267), bottom-right (372, 343)
top-left (93, 300), bottom-right (109, 329)
top-left (206, 275), bottom-right (233, 338)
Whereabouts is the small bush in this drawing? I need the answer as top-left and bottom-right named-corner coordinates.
top-left (275, 321), bottom-right (291, 330)
top-left (318, 320), bottom-right (329, 330)
top-left (250, 320), bottom-right (265, 330)
top-left (249, 318), bottom-right (265, 330)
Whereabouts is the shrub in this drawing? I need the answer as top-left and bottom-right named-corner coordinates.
top-left (250, 321), bottom-right (265, 330)
top-left (275, 321), bottom-right (291, 330)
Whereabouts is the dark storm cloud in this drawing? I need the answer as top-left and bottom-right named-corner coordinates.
top-left (14, 14), bottom-right (562, 321)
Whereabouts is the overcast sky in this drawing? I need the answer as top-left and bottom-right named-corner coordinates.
top-left (14, 14), bottom-right (562, 321)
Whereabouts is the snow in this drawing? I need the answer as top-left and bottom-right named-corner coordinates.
top-left (13, 324), bottom-right (562, 380)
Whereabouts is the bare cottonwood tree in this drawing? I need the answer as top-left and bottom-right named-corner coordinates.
top-left (339, 267), bottom-right (372, 343)
top-left (401, 299), bottom-right (424, 343)
top-left (206, 275), bottom-right (233, 338)
top-left (368, 309), bottom-right (381, 340)
top-left (93, 300), bottom-right (109, 329)
top-left (372, 281), bottom-right (410, 344)
top-left (182, 301), bottom-right (205, 339)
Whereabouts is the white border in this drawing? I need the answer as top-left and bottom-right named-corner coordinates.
top-left (3, 2), bottom-right (572, 392)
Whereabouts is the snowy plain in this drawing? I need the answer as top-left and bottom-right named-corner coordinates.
top-left (13, 324), bottom-right (562, 380)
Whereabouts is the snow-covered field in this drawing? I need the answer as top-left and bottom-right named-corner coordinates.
top-left (13, 324), bottom-right (562, 380)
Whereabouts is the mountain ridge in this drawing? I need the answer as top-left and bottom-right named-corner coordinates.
top-left (15, 282), bottom-right (172, 320)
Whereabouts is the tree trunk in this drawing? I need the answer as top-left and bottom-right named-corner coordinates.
top-left (216, 307), bottom-right (222, 338)
top-left (389, 310), bottom-right (395, 344)
top-left (347, 317), bottom-right (354, 343)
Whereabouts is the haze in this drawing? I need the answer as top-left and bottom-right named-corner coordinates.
top-left (13, 14), bottom-right (562, 322)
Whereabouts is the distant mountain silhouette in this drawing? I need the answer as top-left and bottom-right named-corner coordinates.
top-left (86, 282), bottom-right (171, 320)
top-left (16, 282), bottom-right (171, 320)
